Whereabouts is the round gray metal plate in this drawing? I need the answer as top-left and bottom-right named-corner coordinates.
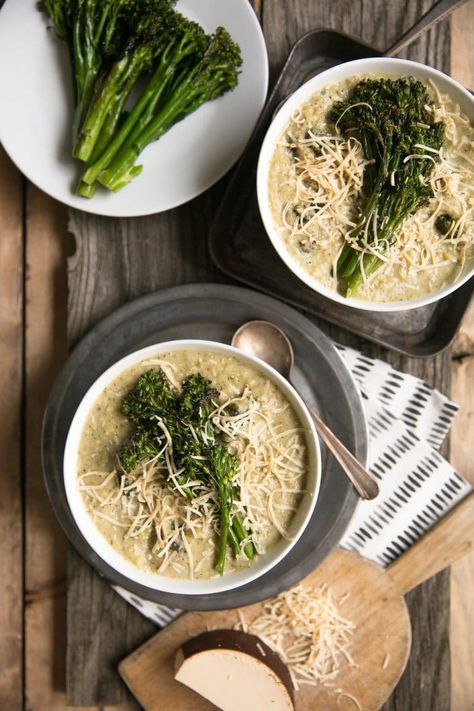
top-left (42, 283), bottom-right (367, 610)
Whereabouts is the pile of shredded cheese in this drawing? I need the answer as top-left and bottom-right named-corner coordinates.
top-left (236, 583), bottom-right (357, 694)
top-left (79, 379), bottom-right (307, 578)
top-left (273, 78), bottom-right (474, 300)
top-left (279, 129), bottom-right (369, 282)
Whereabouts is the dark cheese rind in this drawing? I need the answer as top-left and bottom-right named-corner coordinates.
top-left (178, 628), bottom-right (295, 703)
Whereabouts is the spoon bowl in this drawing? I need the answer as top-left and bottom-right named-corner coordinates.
top-left (232, 320), bottom-right (294, 377)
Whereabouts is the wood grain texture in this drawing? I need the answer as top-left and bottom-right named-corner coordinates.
top-left (450, 550), bottom-right (474, 711)
top-left (23, 186), bottom-right (138, 711)
top-left (451, 357), bottom-right (474, 487)
top-left (67, 192), bottom-right (221, 346)
top-left (450, 318), bottom-right (474, 711)
top-left (0, 147), bottom-right (24, 710)
top-left (65, 1), bottom-right (455, 708)
top-left (120, 549), bottom-right (412, 711)
top-left (450, 6), bottom-right (474, 708)
top-left (448, 430), bottom-right (474, 711)
top-left (387, 494), bottom-right (474, 596)
top-left (24, 183), bottom-right (69, 710)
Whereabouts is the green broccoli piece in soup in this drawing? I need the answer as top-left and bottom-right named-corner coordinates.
top-left (330, 77), bottom-right (445, 296)
top-left (179, 373), bottom-right (219, 424)
top-left (118, 367), bottom-right (255, 573)
top-left (435, 213), bottom-right (456, 237)
top-left (119, 426), bottom-right (164, 473)
top-left (121, 368), bottom-right (177, 424)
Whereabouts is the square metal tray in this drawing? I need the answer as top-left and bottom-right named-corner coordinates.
top-left (209, 29), bottom-right (474, 357)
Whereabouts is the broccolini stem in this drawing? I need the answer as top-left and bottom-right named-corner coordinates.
top-left (71, 12), bottom-right (101, 134)
top-left (97, 119), bottom-right (171, 190)
top-left (232, 513), bottom-right (256, 559)
top-left (337, 243), bottom-right (357, 279)
top-left (81, 56), bottom-right (174, 185)
top-left (94, 86), bottom-right (133, 158)
top-left (215, 504), bottom-right (230, 575)
top-left (243, 542), bottom-right (256, 559)
top-left (76, 84), bottom-right (135, 197)
top-left (227, 527), bottom-right (240, 558)
top-left (76, 180), bottom-right (97, 198)
top-left (74, 52), bottom-right (145, 162)
top-left (337, 189), bottom-right (382, 279)
top-left (346, 254), bottom-right (382, 296)
top-left (98, 80), bottom-right (195, 190)
top-left (344, 209), bottom-right (412, 295)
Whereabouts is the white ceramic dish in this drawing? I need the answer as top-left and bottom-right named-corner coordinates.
top-left (63, 339), bottom-right (321, 595)
top-left (257, 57), bottom-right (474, 313)
top-left (0, 0), bottom-right (268, 217)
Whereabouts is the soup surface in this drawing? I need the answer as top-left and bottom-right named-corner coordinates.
top-left (268, 74), bottom-right (474, 302)
top-left (77, 350), bottom-right (309, 580)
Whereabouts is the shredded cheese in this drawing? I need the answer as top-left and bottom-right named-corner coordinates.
top-left (235, 583), bottom-right (356, 692)
top-left (336, 691), bottom-right (363, 710)
top-left (79, 381), bottom-right (307, 579)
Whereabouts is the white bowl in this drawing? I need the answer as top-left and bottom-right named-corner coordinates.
top-left (63, 339), bottom-right (321, 595)
top-left (257, 57), bottom-right (474, 312)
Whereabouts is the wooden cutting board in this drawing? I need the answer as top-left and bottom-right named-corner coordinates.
top-left (119, 493), bottom-right (473, 711)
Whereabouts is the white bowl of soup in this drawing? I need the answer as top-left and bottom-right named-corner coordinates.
top-left (63, 340), bottom-right (321, 595)
top-left (257, 57), bottom-right (474, 312)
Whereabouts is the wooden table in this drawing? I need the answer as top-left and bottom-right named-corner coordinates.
top-left (1, 1), bottom-right (473, 709)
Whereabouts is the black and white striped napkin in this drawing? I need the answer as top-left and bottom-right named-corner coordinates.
top-left (114, 347), bottom-right (472, 626)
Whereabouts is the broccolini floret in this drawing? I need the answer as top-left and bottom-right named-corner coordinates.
top-left (39, 0), bottom-right (133, 135)
top-left (330, 77), bottom-right (445, 296)
top-left (119, 368), bottom-right (255, 574)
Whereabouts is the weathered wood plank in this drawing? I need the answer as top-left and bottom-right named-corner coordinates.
top-left (450, 355), bottom-right (474, 711)
top-left (450, 5), bottom-right (474, 708)
top-left (23, 185), bottom-right (139, 711)
top-left (0, 147), bottom-right (24, 709)
top-left (65, 1), bottom-right (455, 707)
top-left (67, 191), bottom-right (221, 345)
top-left (24, 183), bottom-right (69, 710)
top-left (450, 550), bottom-right (474, 711)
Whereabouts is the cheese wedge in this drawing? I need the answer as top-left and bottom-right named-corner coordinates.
top-left (174, 629), bottom-right (295, 711)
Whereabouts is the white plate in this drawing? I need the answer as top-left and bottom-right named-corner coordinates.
top-left (0, 0), bottom-right (268, 216)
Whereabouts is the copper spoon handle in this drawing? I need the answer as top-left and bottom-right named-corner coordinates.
top-left (305, 403), bottom-right (379, 500)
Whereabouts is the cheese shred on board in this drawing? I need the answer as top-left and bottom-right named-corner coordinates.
top-left (235, 583), bottom-right (356, 691)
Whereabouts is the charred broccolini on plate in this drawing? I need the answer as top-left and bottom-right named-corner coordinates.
top-left (38, 0), bottom-right (242, 197)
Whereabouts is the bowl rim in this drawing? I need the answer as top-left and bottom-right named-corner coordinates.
top-left (63, 338), bottom-right (321, 595)
top-left (257, 56), bottom-right (474, 313)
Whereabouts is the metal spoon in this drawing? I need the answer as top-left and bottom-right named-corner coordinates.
top-left (232, 320), bottom-right (379, 500)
